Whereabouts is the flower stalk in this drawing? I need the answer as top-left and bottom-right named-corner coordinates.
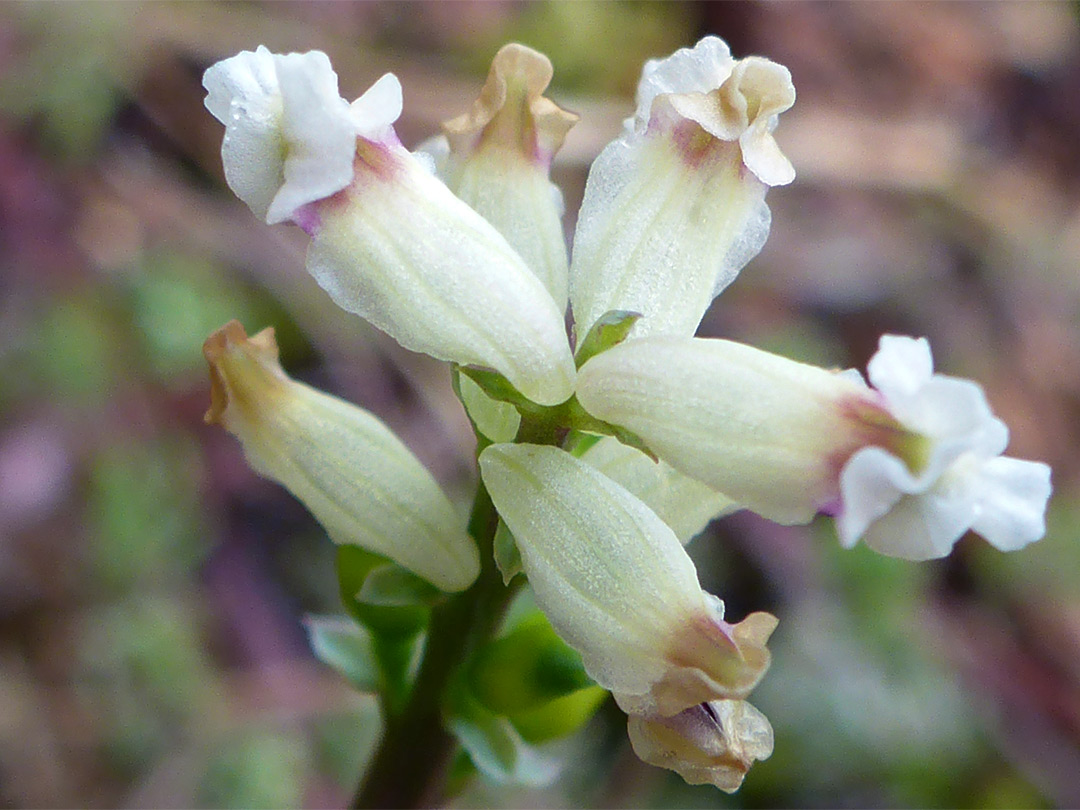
top-left (352, 479), bottom-right (514, 809)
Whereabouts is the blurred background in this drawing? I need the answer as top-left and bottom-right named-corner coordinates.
top-left (2, 2), bottom-right (1079, 807)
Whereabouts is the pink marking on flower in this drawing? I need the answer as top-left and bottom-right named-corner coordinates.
top-left (291, 203), bottom-right (322, 236)
top-left (667, 120), bottom-right (741, 171)
top-left (818, 497), bottom-right (843, 517)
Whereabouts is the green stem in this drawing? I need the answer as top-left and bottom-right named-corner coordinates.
top-left (351, 478), bottom-right (512, 809)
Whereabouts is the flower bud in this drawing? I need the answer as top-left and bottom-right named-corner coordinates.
top-left (424, 44), bottom-right (578, 310)
top-left (203, 321), bottom-right (479, 591)
top-left (479, 443), bottom-right (776, 717)
top-left (578, 436), bottom-right (737, 544)
top-left (627, 700), bottom-right (773, 792)
top-left (569, 36), bottom-right (795, 343)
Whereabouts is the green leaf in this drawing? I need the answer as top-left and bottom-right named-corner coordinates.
top-left (574, 309), bottom-right (642, 368)
top-left (371, 633), bottom-right (425, 717)
top-left (452, 367), bottom-right (521, 446)
top-left (336, 546), bottom-right (429, 638)
top-left (564, 430), bottom-right (604, 458)
top-left (493, 520), bottom-right (523, 585)
top-left (304, 615), bottom-right (381, 692)
top-left (470, 614), bottom-right (593, 715)
top-left (456, 365), bottom-right (546, 417)
top-left (509, 685), bottom-right (609, 744)
top-left (445, 674), bottom-right (561, 787)
top-left (334, 547), bottom-right (428, 713)
top-left (357, 563), bottom-right (444, 607)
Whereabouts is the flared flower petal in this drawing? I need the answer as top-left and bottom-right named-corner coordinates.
top-left (203, 47), bottom-right (358, 224)
top-left (569, 36), bottom-right (795, 343)
top-left (427, 44), bottom-right (578, 309)
top-left (627, 699), bottom-right (773, 792)
top-left (479, 443), bottom-right (775, 717)
top-left (203, 321), bottom-right (479, 591)
top-left (836, 336), bottom-right (1052, 559)
top-left (349, 72), bottom-right (403, 142)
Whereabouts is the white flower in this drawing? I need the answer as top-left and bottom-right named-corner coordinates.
top-left (569, 36), bottom-right (795, 343)
top-left (202, 46), bottom-right (360, 225)
top-left (205, 49), bottom-right (577, 407)
top-left (479, 443), bottom-right (776, 718)
top-left (203, 320), bottom-right (479, 591)
top-left (837, 335), bottom-right (1052, 560)
top-left (576, 333), bottom-right (1052, 560)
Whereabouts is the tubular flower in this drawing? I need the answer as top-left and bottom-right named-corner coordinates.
top-left (205, 48), bottom-right (575, 406)
top-left (569, 36), bottom-right (795, 343)
top-left (421, 43), bottom-right (578, 310)
top-left (203, 321), bottom-right (479, 591)
top-left (576, 334), bottom-right (1052, 559)
top-left (479, 443), bottom-right (776, 718)
top-left (576, 335), bottom-right (888, 524)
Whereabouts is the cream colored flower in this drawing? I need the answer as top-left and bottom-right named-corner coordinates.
top-left (577, 334), bottom-right (1052, 559)
top-left (479, 443), bottom-right (775, 718)
top-left (204, 320), bottom-right (479, 591)
top-left (204, 48), bottom-right (576, 407)
top-left (569, 36), bottom-right (795, 343)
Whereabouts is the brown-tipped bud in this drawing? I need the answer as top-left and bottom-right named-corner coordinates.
top-left (203, 321), bottom-right (479, 591)
top-left (420, 43), bottom-right (578, 310)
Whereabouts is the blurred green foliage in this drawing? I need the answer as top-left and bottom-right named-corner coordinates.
top-left (471, 2), bottom-right (696, 95)
top-left (88, 436), bottom-right (208, 590)
top-left (77, 594), bottom-right (218, 776)
top-left (127, 252), bottom-right (262, 385)
top-left (199, 729), bottom-right (308, 809)
top-left (0, 4), bottom-right (131, 159)
top-left (26, 295), bottom-right (127, 406)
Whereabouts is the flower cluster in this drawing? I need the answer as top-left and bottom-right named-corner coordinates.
top-left (202, 38), bottom-right (1051, 792)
